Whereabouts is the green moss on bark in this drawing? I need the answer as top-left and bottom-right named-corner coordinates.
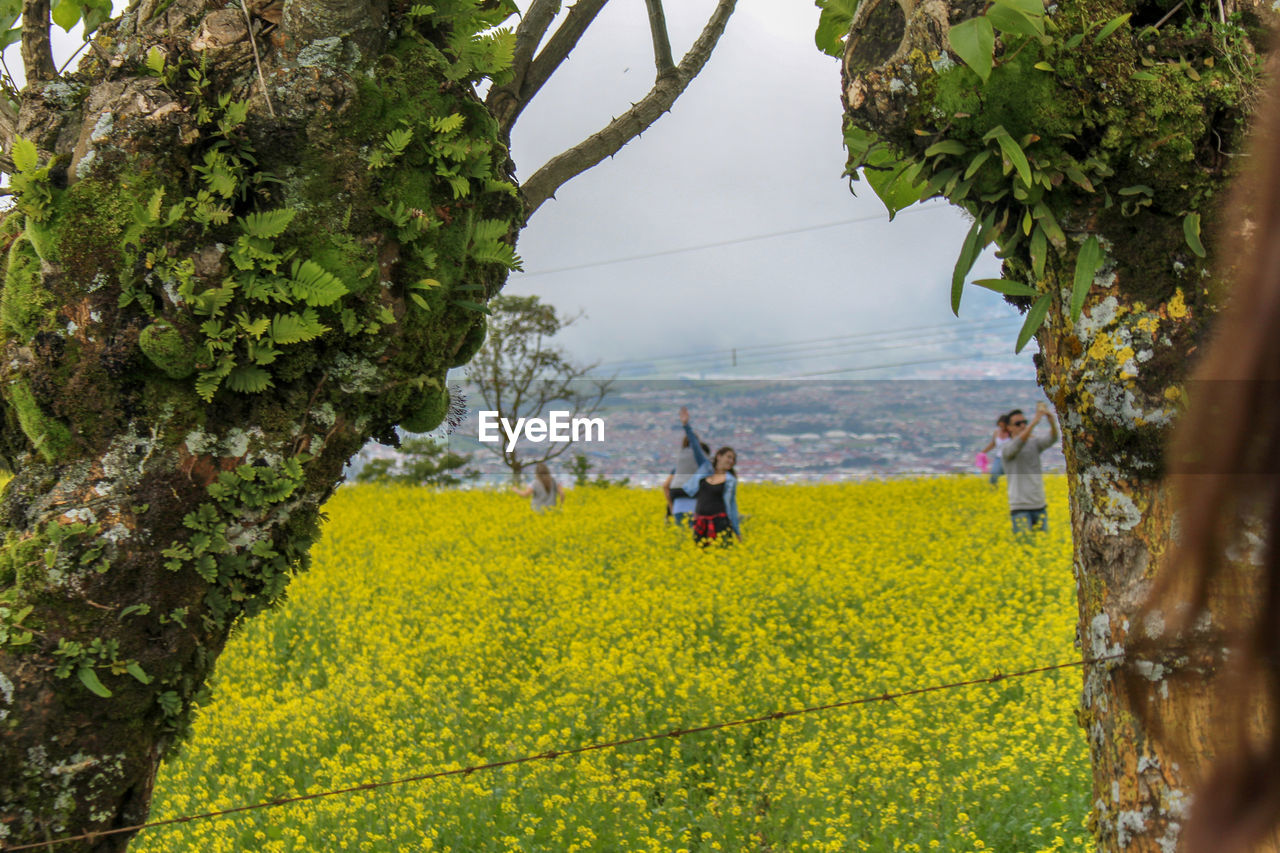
top-left (401, 387), bottom-right (449, 433)
top-left (1, 234), bottom-right (51, 342)
top-left (139, 320), bottom-right (197, 379)
top-left (450, 315), bottom-right (486, 367)
top-left (4, 378), bottom-right (71, 463)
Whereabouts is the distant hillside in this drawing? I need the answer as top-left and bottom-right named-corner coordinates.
top-left (353, 379), bottom-right (1065, 484)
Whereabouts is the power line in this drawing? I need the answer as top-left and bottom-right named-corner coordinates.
top-left (515, 201), bottom-right (953, 279)
top-left (639, 319), bottom-right (1024, 375)
top-left (782, 350), bottom-right (1017, 379)
top-left (2, 654), bottom-right (1119, 852)
top-left (594, 315), bottom-right (1019, 374)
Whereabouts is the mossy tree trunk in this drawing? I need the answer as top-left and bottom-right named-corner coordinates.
top-left (0, 1), bottom-right (518, 847)
top-left (836, 0), bottom-right (1273, 848)
top-left (0, 0), bottom-right (737, 847)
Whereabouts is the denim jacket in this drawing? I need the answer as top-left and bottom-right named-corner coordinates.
top-left (679, 422), bottom-right (740, 536)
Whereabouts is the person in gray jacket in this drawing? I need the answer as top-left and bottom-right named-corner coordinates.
top-left (1000, 402), bottom-right (1059, 533)
top-left (663, 435), bottom-right (709, 527)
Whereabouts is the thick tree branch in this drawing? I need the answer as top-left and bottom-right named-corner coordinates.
top-left (510, 1), bottom-right (560, 93)
top-left (489, 0), bottom-right (609, 138)
top-left (644, 0), bottom-right (675, 76)
top-left (21, 0), bottom-right (56, 83)
top-left (485, 0), bottom-right (560, 131)
top-left (520, 0), bottom-right (736, 219)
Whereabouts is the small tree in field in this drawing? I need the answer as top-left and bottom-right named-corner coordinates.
top-left (355, 436), bottom-right (476, 487)
top-left (568, 451), bottom-right (630, 488)
top-left (468, 294), bottom-right (611, 484)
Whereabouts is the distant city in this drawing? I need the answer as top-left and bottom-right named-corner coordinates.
top-left (352, 379), bottom-right (1065, 486)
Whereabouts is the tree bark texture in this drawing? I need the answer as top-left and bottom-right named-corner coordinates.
top-left (0, 0), bottom-right (520, 848)
top-left (840, 0), bottom-right (1275, 849)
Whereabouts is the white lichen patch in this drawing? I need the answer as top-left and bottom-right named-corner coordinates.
top-left (332, 354), bottom-right (379, 394)
top-left (1079, 463), bottom-right (1144, 533)
top-left (1090, 611), bottom-right (1120, 657)
top-left (100, 428), bottom-right (162, 484)
top-left (61, 507), bottom-right (97, 524)
top-left (1116, 809), bottom-right (1149, 845)
top-left (295, 36), bottom-right (346, 69)
top-left (74, 111), bottom-right (116, 178)
top-left (42, 79), bottom-right (86, 108)
top-left (311, 402), bottom-right (337, 430)
top-left (89, 110), bottom-right (114, 143)
top-left (1074, 296), bottom-right (1120, 339)
top-left (162, 278), bottom-right (183, 308)
top-left (185, 427), bottom-right (219, 456)
top-left (1162, 787), bottom-right (1190, 820)
top-left (226, 427), bottom-right (252, 459)
top-left (1133, 659), bottom-right (1166, 681)
top-left (1144, 609), bottom-right (1166, 639)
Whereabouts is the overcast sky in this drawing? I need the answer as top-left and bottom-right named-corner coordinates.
top-left (25, 2), bottom-right (1035, 380)
top-left (501, 1), bottom-right (1032, 380)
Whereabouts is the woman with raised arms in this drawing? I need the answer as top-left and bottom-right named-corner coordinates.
top-left (677, 406), bottom-right (741, 545)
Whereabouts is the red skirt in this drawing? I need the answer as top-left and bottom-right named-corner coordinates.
top-left (692, 513), bottom-right (733, 544)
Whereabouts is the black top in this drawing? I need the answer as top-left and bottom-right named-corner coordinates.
top-left (695, 479), bottom-right (727, 516)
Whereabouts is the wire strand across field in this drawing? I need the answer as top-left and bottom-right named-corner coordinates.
top-left (129, 477), bottom-right (1090, 853)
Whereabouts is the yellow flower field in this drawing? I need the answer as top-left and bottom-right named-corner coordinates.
top-left (137, 476), bottom-right (1090, 852)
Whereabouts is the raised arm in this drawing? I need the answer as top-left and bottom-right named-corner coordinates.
top-left (679, 406), bottom-right (710, 466)
top-left (1041, 409), bottom-right (1059, 448)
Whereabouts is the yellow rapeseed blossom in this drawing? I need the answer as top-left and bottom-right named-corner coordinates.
top-left (137, 477), bottom-right (1091, 852)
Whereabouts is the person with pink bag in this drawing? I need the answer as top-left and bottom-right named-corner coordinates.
top-left (977, 413), bottom-right (1011, 484)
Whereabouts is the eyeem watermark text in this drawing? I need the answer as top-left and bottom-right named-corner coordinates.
top-left (477, 411), bottom-right (605, 451)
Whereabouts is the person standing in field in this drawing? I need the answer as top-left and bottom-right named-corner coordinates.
top-left (978, 412), bottom-right (1012, 485)
top-left (512, 462), bottom-right (564, 512)
top-left (1001, 403), bottom-right (1058, 533)
top-left (677, 406), bottom-right (742, 545)
top-left (662, 435), bottom-right (709, 526)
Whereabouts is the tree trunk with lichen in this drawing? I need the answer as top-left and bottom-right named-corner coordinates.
top-left (838, 0), bottom-right (1274, 848)
top-left (0, 0), bottom-right (521, 848)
